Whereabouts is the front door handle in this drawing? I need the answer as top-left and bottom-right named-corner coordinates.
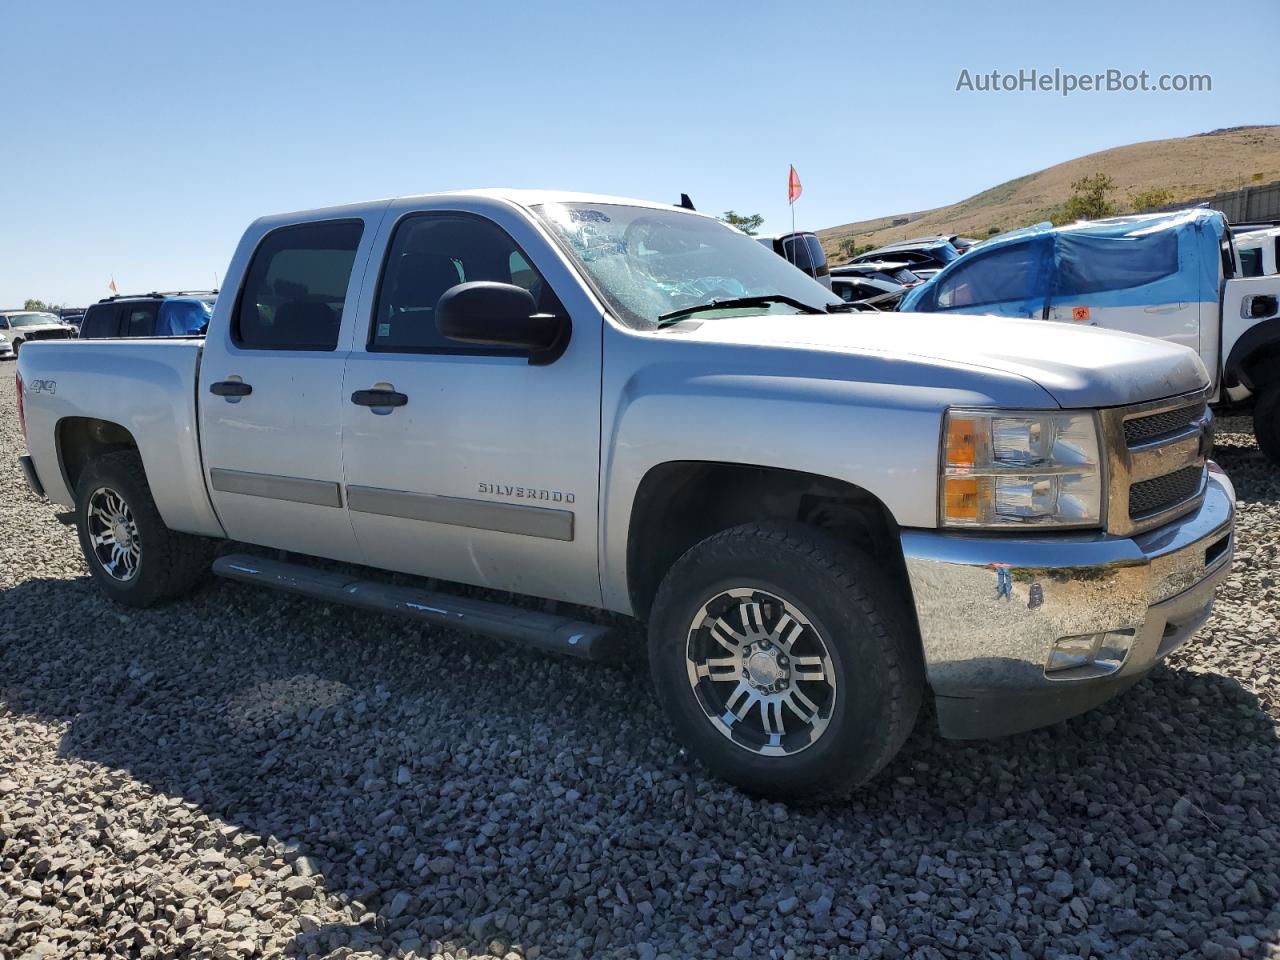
top-left (210, 380), bottom-right (252, 397)
top-left (351, 389), bottom-right (408, 408)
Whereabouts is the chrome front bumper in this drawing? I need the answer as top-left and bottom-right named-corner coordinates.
top-left (901, 468), bottom-right (1235, 739)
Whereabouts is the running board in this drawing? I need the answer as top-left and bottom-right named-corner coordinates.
top-left (212, 553), bottom-right (618, 660)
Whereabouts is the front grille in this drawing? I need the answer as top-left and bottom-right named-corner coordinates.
top-left (24, 329), bottom-right (72, 342)
top-left (1129, 465), bottom-right (1204, 519)
top-left (1123, 401), bottom-right (1206, 446)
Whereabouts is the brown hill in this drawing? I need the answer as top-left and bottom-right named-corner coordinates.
top-left (818, 126), bottom-right (1280, 256)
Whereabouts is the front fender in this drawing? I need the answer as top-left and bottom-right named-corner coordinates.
top-left (597, 339), bottom-right (1058, 614)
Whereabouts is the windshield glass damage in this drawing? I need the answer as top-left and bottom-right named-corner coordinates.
top-left (533, 202), bottom-right (841, 330)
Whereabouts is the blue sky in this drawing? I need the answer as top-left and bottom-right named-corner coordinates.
top-left (2, 0), bottom-right (1274, 307)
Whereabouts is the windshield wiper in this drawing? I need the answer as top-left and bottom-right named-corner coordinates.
top-left (657, 294), bottom-right (826, 326)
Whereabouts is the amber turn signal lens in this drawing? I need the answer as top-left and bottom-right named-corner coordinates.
top-left (943, 476), bottom-right (980, 521)
top-left (945, 416), bottom-right (978, 467)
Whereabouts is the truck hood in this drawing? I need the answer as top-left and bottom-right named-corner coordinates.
top-left (670, 311), bottom-right (1208, 408)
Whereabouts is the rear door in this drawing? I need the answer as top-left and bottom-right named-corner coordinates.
top-left (198, 211), bottom-right (385, 562)
top-left (338, 198), bottom-right (604, 606)
top-left (1044, 227), bottom-right (1202, 359)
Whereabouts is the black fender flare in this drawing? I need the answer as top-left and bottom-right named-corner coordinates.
top-left (1224, 316), bottom-right (1280, 390)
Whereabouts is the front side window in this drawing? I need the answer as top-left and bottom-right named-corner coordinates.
top-left (370, 213), bottom-right (561, 353)
top-left (234, 219), bottom-right (363, 350)
top-left (935, 243), bottom-right (1046, 309)
top-left (534, 203), bottom-right (840, 330)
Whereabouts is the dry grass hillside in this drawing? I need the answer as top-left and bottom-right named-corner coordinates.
top-left (818, 125), bottom-right (1280, 256)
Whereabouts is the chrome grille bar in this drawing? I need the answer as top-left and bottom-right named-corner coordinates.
top-left (1099, 389), bottom-right (1210, 537)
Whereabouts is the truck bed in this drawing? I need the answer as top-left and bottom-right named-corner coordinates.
top-left (17, 338), bottom-right (224, 538)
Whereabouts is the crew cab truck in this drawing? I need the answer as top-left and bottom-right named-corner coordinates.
top-left (16, 190), bottom-right (1235, 799)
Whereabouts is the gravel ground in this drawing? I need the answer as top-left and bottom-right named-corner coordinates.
top-left (1, 371), bottom-right (1278, 960)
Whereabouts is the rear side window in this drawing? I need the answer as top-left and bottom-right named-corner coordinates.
top-left (1240, 247), bottom-right (1263, 277)
top-left (234, 219), bottom-right (363, 350)
top-left (78, 304), bottom-right (119, 339)
top-left (1055, 231), bottom-right (1179, 295)
top-left (370, 213), bottom-right (561, 354)
top-left (124, 305), bottom-right (157, 337)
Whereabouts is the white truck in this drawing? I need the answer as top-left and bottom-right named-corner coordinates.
top-left (900, 209), bottom-right (1280, 462)
top-left (16, 190), bottom-right (1235, 798)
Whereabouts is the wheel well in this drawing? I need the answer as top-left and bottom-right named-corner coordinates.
top-left (626, 461), bottom-right (908, 621)
top-left (56, 417), bottom-right (139, 497)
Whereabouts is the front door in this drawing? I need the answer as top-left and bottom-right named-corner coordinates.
top-left (198, 213), bottom-right (384, 563)
top-left (340, 200), bottom-right (603, 607)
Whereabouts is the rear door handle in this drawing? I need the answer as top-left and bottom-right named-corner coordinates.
top-left (351, 389), bottom-right (408, 408)
top-left (210, 381), bottom-right (252, 397)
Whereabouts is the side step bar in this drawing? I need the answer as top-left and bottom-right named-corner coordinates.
top-left (212, 553), bottom-right (619, 661)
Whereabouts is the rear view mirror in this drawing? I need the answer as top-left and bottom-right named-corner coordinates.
top-left (435, 282), bottom-right (569, 364)
top-left (1244, 294), bottom-right (1278, 320)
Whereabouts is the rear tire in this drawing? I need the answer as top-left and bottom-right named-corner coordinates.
top-left (1253, 383), bottom-right (1280, 465)
top-left (75, 450), bottom-right (212, 607)
top-left (648, 521), bottom-right (923, 800)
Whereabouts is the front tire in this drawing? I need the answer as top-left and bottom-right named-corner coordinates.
top-left (11, 338), bottom-right (23, 356)
top-left (648, 522), bottom-right (923, 800)
top-left (75, 450), bottom-right (212, 607)
top-left (1253, 382), bottom-right (1280, 465)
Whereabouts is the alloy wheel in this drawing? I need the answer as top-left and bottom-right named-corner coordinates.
top-left (685, 587), bottom-right (837, 757)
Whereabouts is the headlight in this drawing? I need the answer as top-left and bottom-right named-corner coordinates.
top-left (0, 334), bottom-right (7, 342)
top-left (941, 409), bottom-right (1103, 529)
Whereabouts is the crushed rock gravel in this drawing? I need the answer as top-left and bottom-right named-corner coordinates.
top-left (1, 372), bottom-right (1277, 960)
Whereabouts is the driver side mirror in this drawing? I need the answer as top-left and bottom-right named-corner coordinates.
top-left (435, 281), bottom-right (569, 365)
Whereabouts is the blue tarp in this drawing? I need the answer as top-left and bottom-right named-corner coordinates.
top-left (157, 298), bottom-right (213, 336)
top-left (900, 208), bottom-right (1225, 316)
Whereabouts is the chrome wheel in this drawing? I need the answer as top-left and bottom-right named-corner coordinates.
top-left (685, 587), bottom-right (837, 757)
top-left (86, 486), bottom-right (141, 581)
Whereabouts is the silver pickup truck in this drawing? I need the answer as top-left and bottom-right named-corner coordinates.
top-left (16, 190), bottom-right (1235, 799)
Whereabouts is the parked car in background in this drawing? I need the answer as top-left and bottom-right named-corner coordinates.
top-left (78, 291), bottom-right (217, 340)
top-left (58, 309), bottom-right (86, 331)
top-left (901, 208), bottom-right (1280, 462)
top-left (830, 260), bottom-right (924, 288)
top-left (845, 236), bottom-right (963, 279)
top-left (0, 310), bottom-right (76, 356)
top-left (1234, 225), bottom-right (1280, 277)
top-left (17, 188), bottom-right (1233, 799)
top-left (756, 231), bottom-right (832, 288)
top-left (830, 275), bottom-right (907, 309)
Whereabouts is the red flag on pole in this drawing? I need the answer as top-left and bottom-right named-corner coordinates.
top-left (109, 277), bottom-right (117, 293)
top-left (787, 165), bottom-right (803, 205)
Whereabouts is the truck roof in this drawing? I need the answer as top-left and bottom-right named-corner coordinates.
top-left (255, 189), bottom-right (722, 227)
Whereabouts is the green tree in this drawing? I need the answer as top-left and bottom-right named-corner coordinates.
top-left (838, 239), bottom-right (878, 259)
top-left (720, 210), bottom-right (765, 235)
top-left (1129, 188), bottom-right (1173, 212)
top-left (1052, 174), bottom-right (1116, 225)
top-left (23, 299), bottom-right (62, 312)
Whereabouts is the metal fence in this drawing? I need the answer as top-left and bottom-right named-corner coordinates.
top-left (1157, 180), bottom-right (1280, 224)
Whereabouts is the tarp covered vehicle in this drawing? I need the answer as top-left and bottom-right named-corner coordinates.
top-left (901, 209), bottom-right (1280, 463)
